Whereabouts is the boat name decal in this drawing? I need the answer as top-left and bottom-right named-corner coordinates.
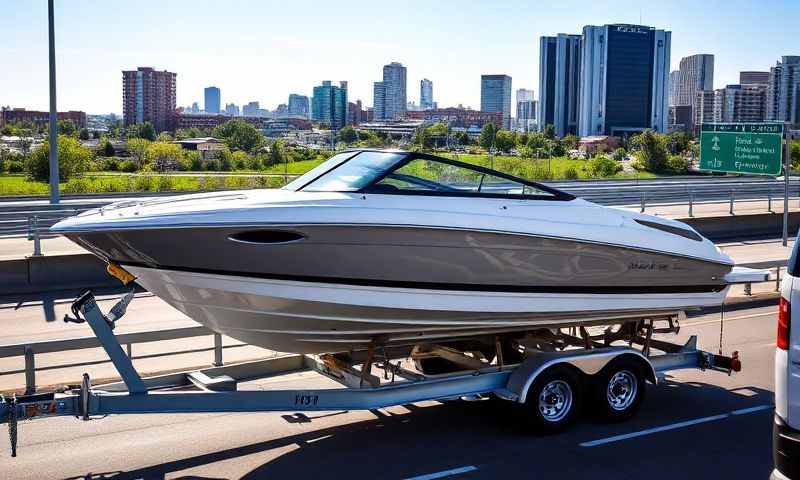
top-left (629, 262), bottom-right (669, 271)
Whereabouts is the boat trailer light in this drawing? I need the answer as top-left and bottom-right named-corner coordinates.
top-left (107, 262), bottom-right (136, 285)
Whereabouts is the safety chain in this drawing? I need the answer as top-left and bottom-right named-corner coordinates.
top-left (7, 396), bottom-right (18, 458)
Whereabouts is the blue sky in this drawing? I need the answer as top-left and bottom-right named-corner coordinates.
top-left (1, 0), bottom-right (797, 114)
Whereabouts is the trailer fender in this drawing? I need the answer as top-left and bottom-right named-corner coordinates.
top-left (500, 348), bottom-right (657, 404)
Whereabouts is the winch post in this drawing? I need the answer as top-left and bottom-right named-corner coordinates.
top-left (77, 293), bottom-right (147, 394)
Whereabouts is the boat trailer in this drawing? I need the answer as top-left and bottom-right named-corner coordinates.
top-left (1, 290), bottom-right (741, 457)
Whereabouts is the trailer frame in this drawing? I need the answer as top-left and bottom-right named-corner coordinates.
top-left (1, 290), bottom-right (741, 457)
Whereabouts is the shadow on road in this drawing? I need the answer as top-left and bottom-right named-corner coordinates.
top-left (79, 378), bottom-right (774, 480)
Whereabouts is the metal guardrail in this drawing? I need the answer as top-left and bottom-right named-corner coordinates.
top-left (0, 260), bottom-right (786, 393)
top-left (0, 324), bottom-right (257, 394)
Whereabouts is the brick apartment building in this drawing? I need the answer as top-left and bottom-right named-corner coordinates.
top-left (122, 67), bottom-right (177, 133)
top-left (0, 107), bottom-right (87, 129)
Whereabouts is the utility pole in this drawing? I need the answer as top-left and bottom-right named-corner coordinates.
top-left (784, 132), bottom-right (794, 247)
top-left (47, 0), bottom-right (60, 203)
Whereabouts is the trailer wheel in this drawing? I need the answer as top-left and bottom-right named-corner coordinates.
top-left (592, 357), bottom-right (646, 422)
top-left (522, 366), bottom-right (581, 433)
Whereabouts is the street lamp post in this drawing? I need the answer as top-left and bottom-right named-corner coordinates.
top-left (47, 0), bottom-right (60, 203)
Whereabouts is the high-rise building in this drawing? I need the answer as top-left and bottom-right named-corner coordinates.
top-left (347, 100), bottom-right (365, 125)
top-left (481, 74), bottom-right (512, 129)
top-left (373, 62), bottom-right (407, 120)
top-left (712, 84), bottom-right (768, 123)
top-left (312, 81), bottom-right (348, 129)
top-left (204, 86), bottom-right (221, 114)
top-left (767, 56), bottom-right (800, 127)
top-left (578, 24), bottom-right (670, 136)
top-left (420, 78), bottom-right (434, 110)
top-left (694, 90), bottom-right (716, 130)
top-left (189, 102), bottom-right (199, 114)
top-left (675, 54), bottom-right (714, 107)
top-left (242, 101), bottom-right (260, 117)
top-left (224, 103), bottom-right (239, 116)
top-left (515, 88), bottom-right (536, 132)
top-left (275, 104), bottom-right (289, 117)
top-left (669, 70), bottom-right (680, 106)
top-left (288, 94), bottom-right (310, 118)
top-left (538, 34), bottom-right (581, 136)
top-left (122, 67), bottom-right (177, 132)
top-left (740, 71), bottom-right (770, 85)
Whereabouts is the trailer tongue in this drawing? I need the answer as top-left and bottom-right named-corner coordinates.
top-left (2, 290), bottom-right (742, 458)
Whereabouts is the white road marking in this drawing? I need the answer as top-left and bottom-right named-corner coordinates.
top-left (580, 404), bottom-right (773, 447)
top-left (731, 404), bottom-right (774, 415)
top-left (404, 465), bottom-right (479, 480)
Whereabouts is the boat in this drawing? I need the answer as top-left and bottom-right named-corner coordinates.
top-left (52, 149), bottom-right (740, 355)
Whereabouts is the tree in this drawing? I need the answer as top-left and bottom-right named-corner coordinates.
top-left (494, 130), bottom-right (516, 153)
top-left (791, 140), bottom-right (800, 170)
top-left (455, 131), bottom-right (472, 146)
top-left (636, 129), bottom-right (668, 172)
top-left (57, 119), bottom-right (76, 136)
top-left (144, 142), bottom-right (183, 172)
top-left (25, 135), bottom-right (91, 182)
top-left (78, 128), bottom-right (90, 140)
top-left (128, 122), bottom-right (156, 141)
top-left (97, 136), bottom-right (115, 157)
top-left (156, 131), bottom-right (173, 142)
top-left (479, 123), bottom-right (496, 150)
top-left (213, 119), bottom-right (264, 153)
top-left (267, 139), bottom-right (285, 167)
top-left (338, 126), bottom-right (358, 144)
top-left (127, 138), bottom-right (151, 169)
top-left (92, 130), bottom-right (101, 139)
top-left (543, 124), bottom-right (556, 140)
top-left (561, 134), bottom-right (579, 150)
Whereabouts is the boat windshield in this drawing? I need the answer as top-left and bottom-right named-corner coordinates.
top-left (286, 150), bottom-right (572, 200)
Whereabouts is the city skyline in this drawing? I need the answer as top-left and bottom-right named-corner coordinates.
top-left (1, 0), bottom-right (798, 115)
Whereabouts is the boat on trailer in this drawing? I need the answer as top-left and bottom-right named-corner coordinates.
top-left (51, 149), bottom-right (749, 356)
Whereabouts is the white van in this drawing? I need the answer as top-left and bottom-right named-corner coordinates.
top-left (775, 242), bottom-right (800, 479)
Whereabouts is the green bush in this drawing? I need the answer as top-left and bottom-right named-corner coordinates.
top-left (189, 155), bottom-right (203, 171)
top-left (587, 155), bottom-right (622, 177)
top-left (666, 155), bottom-right (689, 174)
top-left (119, 160), bottom-right (137, 172)
top-left (564, 166), bottom-right (579, 180)
top-left (62, 178), bottom-right (90, 194)
top-left (155, 175), bottom-right (174, 191)
top-left (205, 158), bottom-right (221, 171)
top-left (133, 175), bottom-right (153, 192)
top-left (103, 157), bottom-right (120, 171)
top-left (25, 135), bottom-right (91, 182)
top-left (7, 160), bottom-right (24, 173)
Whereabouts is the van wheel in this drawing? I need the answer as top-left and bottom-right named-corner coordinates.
top-left (522, 366), bottom-right (581, 433)
top-left (592, 357), bottom-right (646, 422)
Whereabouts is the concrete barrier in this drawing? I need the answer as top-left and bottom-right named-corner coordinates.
top-left (1, 253), bottom-right (120, 295)
top-left (681, 211), bottom-right (800, 241)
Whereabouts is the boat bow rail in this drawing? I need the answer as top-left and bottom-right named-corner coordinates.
top-left (1, 290), bottom-right (743, 458)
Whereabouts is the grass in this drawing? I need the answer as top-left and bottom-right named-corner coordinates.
top-left (0, 174), bottom-right (286, 196)
top-left (440, 153), bottom-right (658, 180)
top-left (0, 153), bottom-right (658, 196)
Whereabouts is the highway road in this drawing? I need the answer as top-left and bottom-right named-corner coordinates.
top-left (0, 302), bottom-right (779, 479)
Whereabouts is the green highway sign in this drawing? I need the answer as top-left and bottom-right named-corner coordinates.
top-left (699, 123), bottom-right (784, 176)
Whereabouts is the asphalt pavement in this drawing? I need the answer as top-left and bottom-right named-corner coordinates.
top-left (0, 303), bottom-right (779, 479)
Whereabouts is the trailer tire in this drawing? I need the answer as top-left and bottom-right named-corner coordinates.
top-left (522, 365), bottom-right (581, 434)
top-left (592, 357), bottom-right (646, 422)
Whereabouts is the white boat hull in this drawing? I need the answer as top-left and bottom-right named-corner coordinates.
top-left (127, 265), bottom-right (730, 354)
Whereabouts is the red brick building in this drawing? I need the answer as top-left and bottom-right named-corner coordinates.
top-left (1, 107), bottom-right (87, 129)
top-left (405, 108), bottom-right (502, 129)
top-left (122, 67), bottom-right (177, 133)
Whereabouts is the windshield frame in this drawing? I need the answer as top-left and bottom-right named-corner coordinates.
top-left (362, 152), bottom-right (575, 201)
top-left (290, 149), bottom-right (574, 201)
